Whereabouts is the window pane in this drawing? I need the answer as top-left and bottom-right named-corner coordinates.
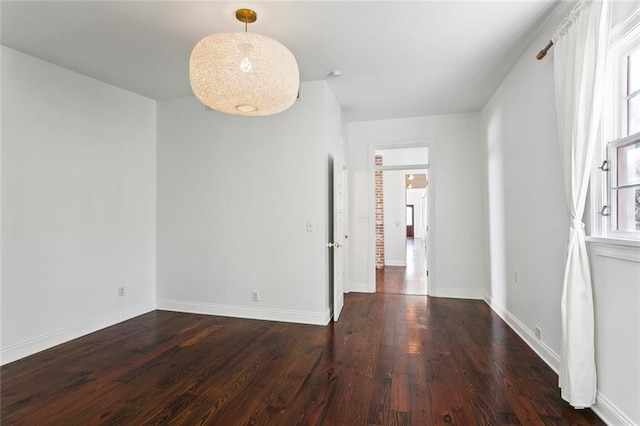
top-left (628, 47), bottom-right (640, 95)
top-left (628, 93), bottom-right (640, 135)
top-left (613, 187), bottom-right (640, 231)
top-left (617, 140), bottom-right (640, 186)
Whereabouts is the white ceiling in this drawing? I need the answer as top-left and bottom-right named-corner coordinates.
top-left (1, 1), bottom-right (559, 122)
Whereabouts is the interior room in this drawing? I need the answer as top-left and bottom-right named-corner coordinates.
top-left (2, 1), bottom-right (639, 424)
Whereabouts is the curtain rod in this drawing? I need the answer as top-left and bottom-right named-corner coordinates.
top-left (537, 0), bottom-right (593, 60)
top-left (536, 40), bottom-right (554, 60)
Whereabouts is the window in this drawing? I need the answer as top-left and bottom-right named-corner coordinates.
top-left (592, 10), bottom-right (640, 240)
top-left (607, 134), bottom-right (640, 232)
top-left (625, 46), bottom-right (640, 135)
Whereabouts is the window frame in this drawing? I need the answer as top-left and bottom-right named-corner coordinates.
top-left (590, 8), bottom-right (640, 243)
top-left (606, 133), bottom-right (640, 236)
top-left (623, 45), bottom-right (640, 136)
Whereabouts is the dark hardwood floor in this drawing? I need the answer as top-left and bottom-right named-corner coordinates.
top-left (1, 294), bottom-right (603, 425)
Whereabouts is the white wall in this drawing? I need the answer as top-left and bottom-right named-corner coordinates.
top-left (1, 47), bottom-right (157, 364)
top-left (347, 113), bottom-right (486, 298)
top-left (590, 244), bottom-right (640, 424)
top-left (481, 3), bottom-right (640, 424)
top-left (156, 81), bottom-right (342, 325)
top-left (382, 170), bottom-right (406, 266)
top-left (376, 147), bottom-right (428, 165)
top-left (481, 0), bottom-right (566, 381)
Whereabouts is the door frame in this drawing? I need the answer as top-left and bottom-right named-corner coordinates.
top-left (366, 140), bottom-right (432, 294)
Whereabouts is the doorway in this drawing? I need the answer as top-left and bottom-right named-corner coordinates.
top-left (406, 205), bottom-right (414, 237)
top-left (372, 146), bottom-right (429, 295)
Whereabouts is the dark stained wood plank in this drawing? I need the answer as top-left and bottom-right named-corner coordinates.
top-left (408, 353), bottom-right (431, 425)
top-left (390, 372), bottom-right (409, 412)
top-left (1, 294), bottom-right (605, 425)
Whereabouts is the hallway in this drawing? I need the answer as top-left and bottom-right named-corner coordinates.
top-left (376, 238), bottom-right (427, 295)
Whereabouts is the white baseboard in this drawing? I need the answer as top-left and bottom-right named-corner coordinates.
top-left (592, 391), bottom-right (637, 426)
top-left (429, 287), bottom-right (485, 300)
top-left (0, 302), bottom-right (156, 366)
top-left (336, 293), bottom-right (344, 311)
top-left (157, 299), bottom-right (331, 326)
top-left (347, 282), bottom-right (371, 293)
top-left (385, 260), bottom-right (407, 267)
top-left (484, 295), bottom-right (635, 426)
top-left (484, 296), bottom-right (560, 372)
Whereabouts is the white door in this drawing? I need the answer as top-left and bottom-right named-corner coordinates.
top-left (330, 161), bottom-right (345, 321)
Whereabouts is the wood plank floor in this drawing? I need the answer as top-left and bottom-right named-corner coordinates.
top-left (1, 294), bottom-right (603, 425)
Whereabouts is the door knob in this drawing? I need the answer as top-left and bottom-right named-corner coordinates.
top-left (327, 242), bottom-right (342, 248)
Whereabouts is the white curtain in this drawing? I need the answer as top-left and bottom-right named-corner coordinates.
top-left (553, 0), bottom-right (611, 409)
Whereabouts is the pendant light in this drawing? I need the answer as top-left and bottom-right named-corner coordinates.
top-left (189, 8), bottom-right (299, 116)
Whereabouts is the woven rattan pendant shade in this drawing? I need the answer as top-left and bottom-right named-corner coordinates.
top-left (189, 10), bottom-right (299, 116)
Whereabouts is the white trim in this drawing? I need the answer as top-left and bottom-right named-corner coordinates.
top-left (588, 240), bottom-right (640, 262)
top-left (610, 5), bottom-right (640, 45)
top-left (429, 288), bottom-right (484, 300)
top-left (384, 260), bottom-right (407, 267)
top-left (427, 160), bottom-right (434, 296)
top-left (335, 293), bottom-right (344, 320)
top-left (348, 282), bottom-right (373, 293)
top-left (592, 391), bottom-right (637, 426)
top-left (593, 9), bottom-right (640, 239)
top-left (484, 296), bottom-right (560, 373)
top-left (0, 302), bottom-right (156, 366)
top-left (157, 299), bottom-right (331, 326)
top-left (374, 164), bottom-right (429, 172)
top-left (605, 134), bottom-right (640, 238)
top-left (586, 236), bottom-right (640, 248)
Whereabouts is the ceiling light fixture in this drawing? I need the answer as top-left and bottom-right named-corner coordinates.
top-left (189, 8), bottom-right (299, 116)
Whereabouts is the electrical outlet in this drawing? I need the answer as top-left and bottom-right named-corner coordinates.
top-left (306, 220), bottom-right (315, 232)
top-left (118, 286), bottom-right (125, 297)
top-left (535, 326), bottom-right (542, 340)
top-left (252, 290), bottom-right (259, 302)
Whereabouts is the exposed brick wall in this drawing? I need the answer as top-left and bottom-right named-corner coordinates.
top-left (375, 155), bottom-right (384, 269)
